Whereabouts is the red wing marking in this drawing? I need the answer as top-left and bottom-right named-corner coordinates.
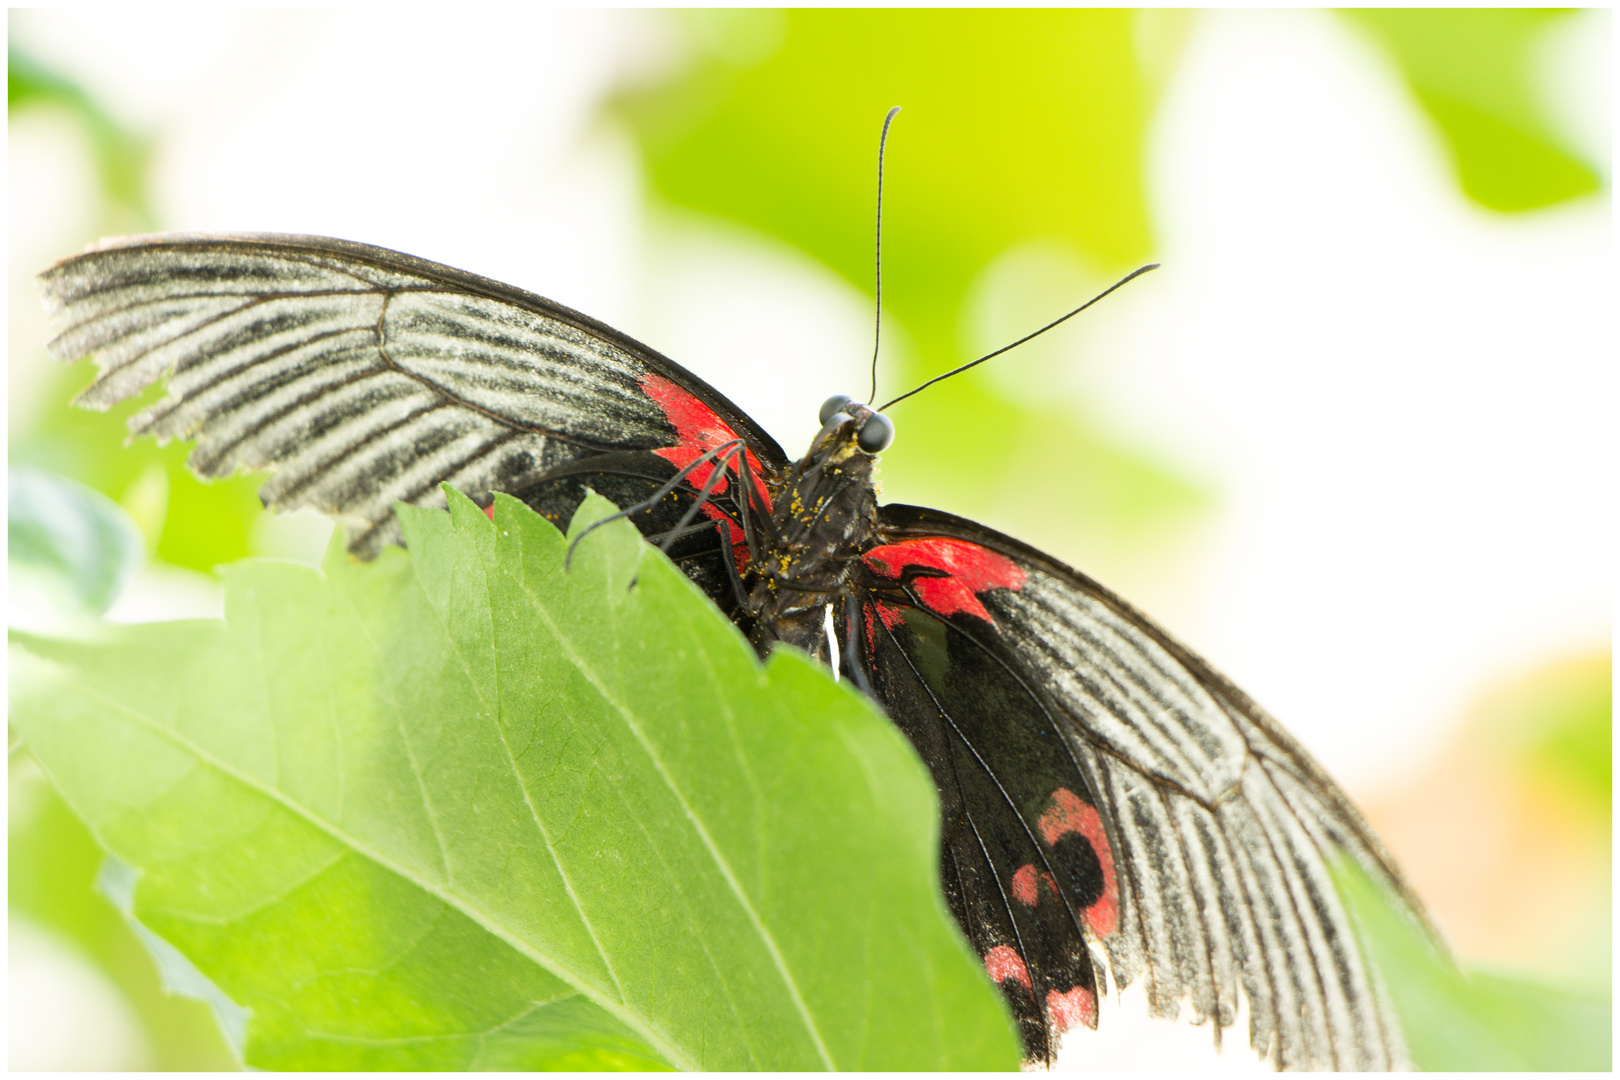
top-left (862, 601), bottom-right (907, 652)
top-left (1012, 864), bottom-right (1040, 907)
top-left (699, 503), bottom-right (751, 573)
top-left (1011, 863), bottom-right (1059, 907)
top-left (638, 373), bottom-right (770, 506)
top-left (484, 504), bottom-right (496, 520)
top-left (1047, 986), bottom-right (1098, 1032)
top-left (983, 944), bottom-right (1032, 990)
top-left (861, 538), bottom-right (1025, 625)
top-left (1037, 788), bottom-right (1119, 936)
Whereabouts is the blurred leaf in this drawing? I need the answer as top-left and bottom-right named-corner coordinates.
top-left (98, 857), bottom-right (262, 1059)
top-left (12, 44), bottom-right (269, 573)
top-left (627, 10), bottom-right (1154, 293)
top-left (1480, 652), bottom-right (1611, 810)
top-left (9, 466), bottom-right (143, 618)
top-left (616, 10), bottom-right (1205, 546)
top-left (11, 364), bottom-right (271, 573)
top-left (9, 492), bottom-right (1021, 1070)
top-left (7, 44), bottom-right (154, 231)
top-left (1342, 10), bottom-right (1603, 212)
top-left (1333, 856), bottom-right (1611, 1070)
top-left (7, 757), bottom-right (240, 1068)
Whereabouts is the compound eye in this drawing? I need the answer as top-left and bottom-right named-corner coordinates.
top-left (857, 412), bottom-right (895, 453)
top-left (819, 394), bottom-right (855, 426)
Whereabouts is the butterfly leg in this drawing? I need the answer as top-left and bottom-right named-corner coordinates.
top-left (840, 595), bottom-right (874, 695)
top-left (655, 442), bottom-right (745, 555)
top-left (708, 513), bottom-right (752, 610)
top-left (565, 439), bottom-right (743, 568)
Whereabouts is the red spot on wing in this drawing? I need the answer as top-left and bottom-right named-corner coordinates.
top-left (1012, 864), bottom-right (1039, 906)
top-left (484, 504), bottom-right (496, 520)
top-left (639, 372), bottom-right (741, 456)
top-left (913, 576), bottom-right (992, 623)
top-left (983, 944), bottom-right (1032, 990)
top-left (638, 373), bottom-right (769, 506)
top-left (1047, 986), bottom-right (1098, 1032)
top-left (1011, 863), bottom-right (1060, 908)
top-left (1037, 788), bottom-right (1119, 937)
top-left (862, 601), bottom-right (907, 652)
top-left (862, 538), bottom-right (1025, 625)
top-left (699, 503), bottom-right (751, 573)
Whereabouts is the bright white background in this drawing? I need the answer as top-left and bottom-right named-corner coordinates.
top-left (8, 8), bottom-right (1612, 1070)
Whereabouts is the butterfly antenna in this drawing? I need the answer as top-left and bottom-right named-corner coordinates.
top-left (878, 261), bottom-right (1160, 412)
top-left (869, 105), bottom-right (901, 406)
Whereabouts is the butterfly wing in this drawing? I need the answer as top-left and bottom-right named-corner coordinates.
top-left (853, 503), bottom-right (1423, 1069)
top-left (39, 233), bottom-right (787, 557)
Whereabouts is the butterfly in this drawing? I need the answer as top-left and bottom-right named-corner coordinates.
top-left (40, 230), bottom-right (1425, 1069)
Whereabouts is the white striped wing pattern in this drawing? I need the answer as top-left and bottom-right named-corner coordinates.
top-left (39, 234), bottom-right (783, 556)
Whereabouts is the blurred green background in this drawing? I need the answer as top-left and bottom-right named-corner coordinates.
top-left (8, 8), bottom-right (1610, 1069)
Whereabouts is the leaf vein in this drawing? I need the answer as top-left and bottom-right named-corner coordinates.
top-left (517, 535), bottom-right (836, 1068)
top-left (59, 675), bottom-right (696, 1071)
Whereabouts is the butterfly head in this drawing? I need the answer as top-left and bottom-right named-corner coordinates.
top-left (815, 394), bottom-right (895, 457)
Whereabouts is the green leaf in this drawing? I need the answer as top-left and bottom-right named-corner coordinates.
top-left (11, 363), bottom-right (272, 574)
top-left (96, 856), bottom-right (253, 1057)
top-left (8, 43), bottom-right (155, 231)
top-left (1341, 10), bottom-right (1603, 213)
top-left (9, 491), bottom-right (1020, 1070)
top-left (9, 466), bottom-right (143, 622)
top-left (8, 757), bottom-right (239, 1069)
top-left (1332, 856), bottom-right (1612, 1070)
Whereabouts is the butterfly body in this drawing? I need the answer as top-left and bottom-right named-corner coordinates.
top-left (40, 233), bottom-right (1428, 1069)
top-left (746, 415), bottom-right (881, 660)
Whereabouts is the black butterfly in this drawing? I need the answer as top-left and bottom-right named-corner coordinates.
top-left (40, 231), bottom-right (1426, 1069)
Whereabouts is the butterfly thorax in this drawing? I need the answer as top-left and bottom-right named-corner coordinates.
top-left (745, 420), bottom-right (879, 656)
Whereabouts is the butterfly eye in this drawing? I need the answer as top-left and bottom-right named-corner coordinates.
top-left (857, 412), bottom-right (895, 453)
top-left (819, 394), bottom-right (855, 426)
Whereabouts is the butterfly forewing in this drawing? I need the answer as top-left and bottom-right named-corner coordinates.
top-left (39, 234), bottom-right (786, 556)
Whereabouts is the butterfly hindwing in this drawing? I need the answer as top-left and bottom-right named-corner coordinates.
top-left (855, 591), bottom-right (1106, 1062)
top-left (39, 233), bottom-right (786, 557)
top-left (858, 504), bottom-right (1417, 1069)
